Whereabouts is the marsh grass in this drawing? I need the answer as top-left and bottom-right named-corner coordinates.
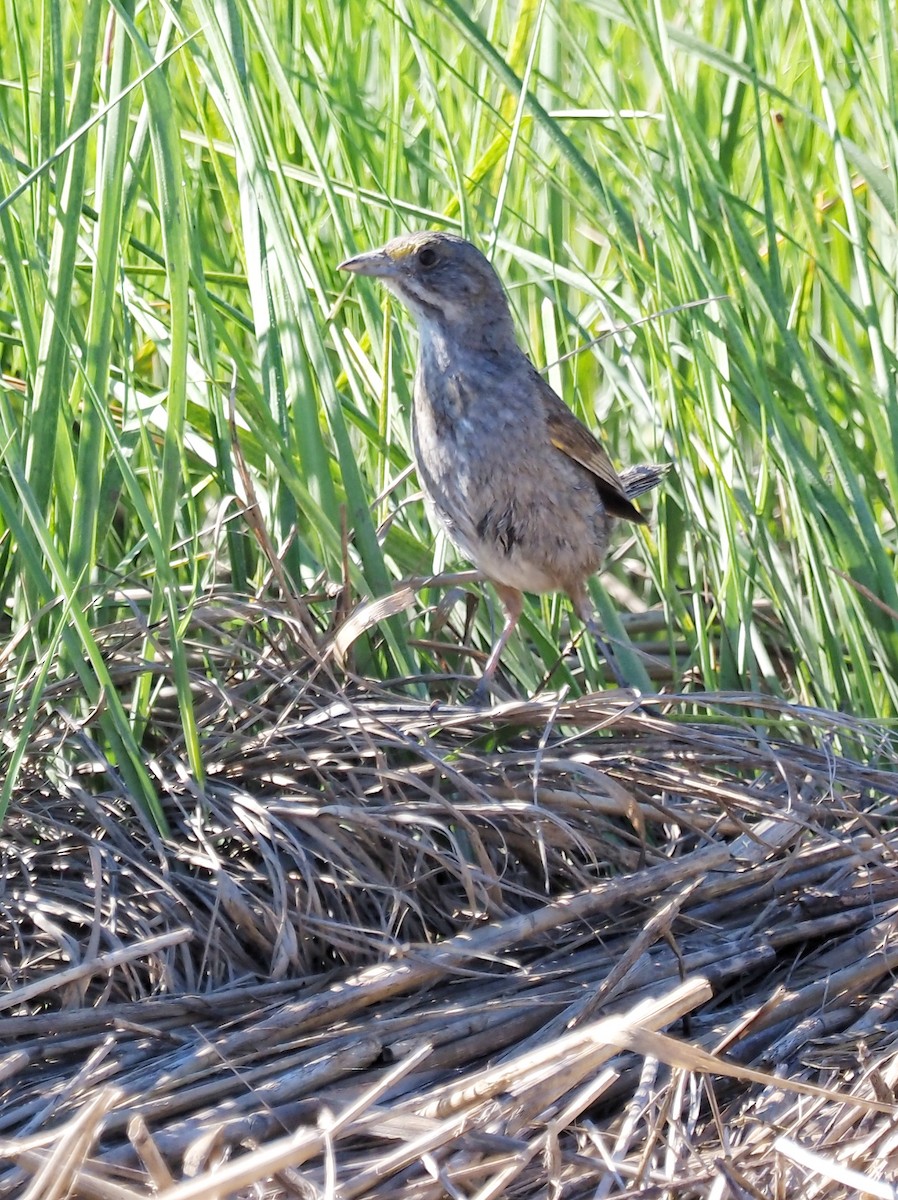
top-left (3, 9), bottom-right (898, 1195)
top-left (1, 1), bottom-right (896, 810)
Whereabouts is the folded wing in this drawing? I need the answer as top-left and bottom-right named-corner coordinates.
top-left (538, 376), bottom-right (647, 525)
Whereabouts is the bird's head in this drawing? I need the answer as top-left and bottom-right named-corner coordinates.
top-left (340, 231), bottom-right (516, 347)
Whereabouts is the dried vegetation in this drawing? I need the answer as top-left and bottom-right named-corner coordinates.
top-left (1, 599), bottom-right (897, 1198)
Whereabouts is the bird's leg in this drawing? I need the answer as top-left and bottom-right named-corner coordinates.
top-left (568, 586), bottom-right (639, 693)
top-left (469, 584), bottom-right (523, 706)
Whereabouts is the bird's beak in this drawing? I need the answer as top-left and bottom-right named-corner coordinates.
top-left (338, 248), bottom-right (399, 278)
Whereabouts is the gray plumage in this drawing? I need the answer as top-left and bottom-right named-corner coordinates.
top-left (340, 231), bottom-right (668, 699)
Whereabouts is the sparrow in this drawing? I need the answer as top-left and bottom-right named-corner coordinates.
top-left (340, 231), bottom-right (666, 702)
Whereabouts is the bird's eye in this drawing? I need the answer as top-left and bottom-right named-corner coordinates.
top-left (417, 246), bottom-right (439, 268)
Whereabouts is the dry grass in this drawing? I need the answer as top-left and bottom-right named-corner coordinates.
top-left (1, 597), bottom-right (898, 1198)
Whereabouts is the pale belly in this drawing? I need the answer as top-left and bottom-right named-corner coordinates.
top-left (424, 484), bottom-right (608, 597)
top-left (454, 530), bottom-right (562, 594)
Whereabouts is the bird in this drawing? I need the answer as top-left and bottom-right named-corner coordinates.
top-left (339, 231), bottom-right (667, 703)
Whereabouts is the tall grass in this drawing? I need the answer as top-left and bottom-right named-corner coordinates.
top-left (0, 0), bottom-right (895, 817)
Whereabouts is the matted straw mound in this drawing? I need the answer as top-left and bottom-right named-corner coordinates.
top-left (1, 602), bottom-right (897, 1198)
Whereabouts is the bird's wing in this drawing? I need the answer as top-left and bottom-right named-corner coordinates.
top-left (537, 376), bottom-right (647, 525)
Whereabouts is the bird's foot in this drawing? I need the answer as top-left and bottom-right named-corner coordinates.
top-left (468, 679), bottom-right (494, 708)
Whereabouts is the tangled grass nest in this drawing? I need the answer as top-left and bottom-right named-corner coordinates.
top-left (1, 597), bottom-right (898, 1198)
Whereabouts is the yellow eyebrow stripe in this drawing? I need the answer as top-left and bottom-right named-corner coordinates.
top-left (388, 241), bottom-right (422, 260)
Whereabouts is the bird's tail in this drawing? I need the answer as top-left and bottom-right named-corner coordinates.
top-left (620, 462), bottom-right (671, 501)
